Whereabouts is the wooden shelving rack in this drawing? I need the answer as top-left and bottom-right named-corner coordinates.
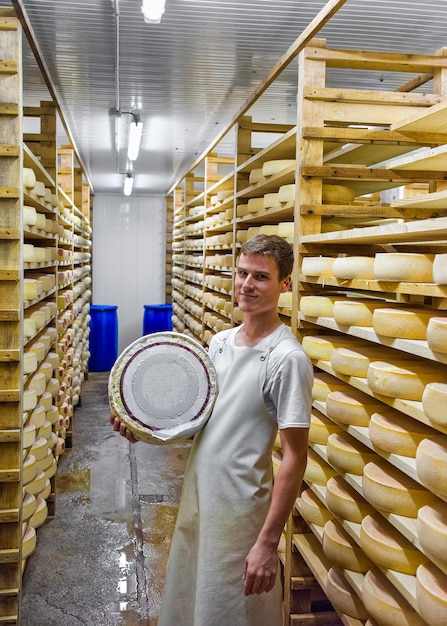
top-left (167, 32), bottom-right (447, 626)
top-left (0, 9), bottom-right (93, 623)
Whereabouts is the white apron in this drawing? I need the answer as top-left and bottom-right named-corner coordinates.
top-left (158, 325), bottom-right (311, 626)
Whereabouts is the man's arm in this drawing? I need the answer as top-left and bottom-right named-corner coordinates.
top-left (243, 426), bottom-right (309, 595)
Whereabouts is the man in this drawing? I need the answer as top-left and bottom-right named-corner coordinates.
top-left (110, 234), bottom-right (313, 625)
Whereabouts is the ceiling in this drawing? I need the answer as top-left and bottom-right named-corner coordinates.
top-left (2, 0), bottom-right (447, 196)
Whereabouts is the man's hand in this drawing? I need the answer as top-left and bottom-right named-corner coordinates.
top-left (109, 414), bottom-right (138, 443)
top-left (243, 539), bottom-right (278, 595)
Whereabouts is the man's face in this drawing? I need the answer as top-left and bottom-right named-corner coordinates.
top-left (235, 252), bottom-right (291, 316)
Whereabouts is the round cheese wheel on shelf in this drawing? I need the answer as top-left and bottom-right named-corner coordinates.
top-left (300, 295), bottom-right (340, 318)
top-left (326, 566), bottom-right (368, 620)
top-left (247, 197), bottom-right (264, 213)
top-left (23, 244), bottom-right (35, 263)
top-left (27, 404), bottom-right (46, 429)
top-left (326, 475), bottom-right (374, 523)
top-left (30, 436), bottom-right (48, 461)
top-left (23, 167), bottom-right (36, 188)
top-left (433, 254), bottom-right (447, 285)
top-left (416, 562), bottom-right (447, 626)
top-left (323, 519), bottom-right (372, 572)
top-left (360, 513), bottom-right (426, 574)
top-left (22, 525), bottom-right (37, 560)
top-left (326, 388), bottom-right (382, 427)
top-left (332, 256), bottom-right (375, 280)
top-left (302, 335), bottom-right (349, 361)
top-left (427, 317), bottom-right (447, 353)
top-left (309, 409), bottom-right (342, 445)
top-left (23, 388), bottom-right (37, 412)
top-left (298, 488), bottom-right (334, 527)
top-left (301, 256), bottom-right (335, 277)
top-left (22, 492), bottom-right (37, 522)
top-left (277, 183), bottom-right (295, 203)
top-left (363, 568), bottom-right (425, 626)
top-left (331, 345), bottom-right (392, 378)
top-left (45, 405), bottom-right (59, 425)
top-left (422, 382), bottom-right (447, 427)
top-left (363, 460), bottom-right (435, 517)
top-left (322, 184), bottom-right (355, 204)
top-left (372, 307), bottom-right (436, 340)
top-left (248, 168), bottom-right (263, 184)
top-left (29, 341), bottom-right (45, 363)
top-left (312, 372), bottom-right (348, 402)
top-left (369, 408), bottom-right (434, 457)
top-left (416, 436), bottom-right (447, 500)
top-left (327, 431), bottom-right (377, 475)
top-left (28, 371), bottom-right (46, 396)
top-left (22, 423), bottom-right (36, 449)
top-left (29, 495), bottom-right (48, 529)
top-left (367, 359), bottom-right (445, 401)
top-left (262, 159), bottom-right (296, 177)
top-left (25, 468), bottom-right (46, 496)
top-left (373, 252), bottom-right (434, 283)
top-left (23, 278), bottom-right (39, 301)
top-left (304, 448), bottom-right (338, 486)
top-left (24, 350), bottom-right (38, 375)
top-left (332, 298), bottom-right (388, 327)
top-left (417, 500), bottom-right (447, 571)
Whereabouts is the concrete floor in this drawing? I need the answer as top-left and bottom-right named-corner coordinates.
top-left (20, 371), bottom-right (191, 626)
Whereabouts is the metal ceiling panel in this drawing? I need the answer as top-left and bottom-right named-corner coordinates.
top-left (1, 0), bottom-right (447, 194)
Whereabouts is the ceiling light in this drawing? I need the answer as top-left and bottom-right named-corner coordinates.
top-left (141, 0), bottom-right (166, 24)
top-left (123, 173), bottom-right (134, 196)
top-left (127, 116), bottom-right (143, 161)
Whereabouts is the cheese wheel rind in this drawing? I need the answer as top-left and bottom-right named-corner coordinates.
top-left (416, 561), bottom-right (447, 626)
top-left (416, 436), bottom-right (447, 499)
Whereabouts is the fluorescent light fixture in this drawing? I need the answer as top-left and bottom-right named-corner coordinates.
top-left (141, 0), bottom-right (166, 24)
top-left (127, 117), bottom-right (143, 161)
top-left (123, 174), bottom-right (134, 196)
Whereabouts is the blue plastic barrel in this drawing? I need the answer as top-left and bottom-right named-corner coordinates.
top-left (143, 304), bottom-right (173, 334)
top-left (88, 305), bottom-right (118, 371)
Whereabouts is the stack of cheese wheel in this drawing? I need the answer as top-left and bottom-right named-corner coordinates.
top-left (422, 382), bottom-right (447, 428)
top-left (304, 448), bottom-right (338, 486)
top-left (326, 387), bottom-right (383, 427)
top-left (360, 513), bottom-right (426, 574)
top-left (427, 316), bottom-right (447, 353)
top-left (326, 475), bottom-right (374, 522)
top-left (300, 294), bottom-right (341, 318)
top-left (367, 357), bottom-right (447, 401)
top-left (417, 500), bottom-right (447, 573)
top-left (301, 256), bottom-right (335, 277)
top-left (416, 562), bottom-right (447, 626)
top-left (363, 568), bottom-right (426, 626)
top-left (332, 298), bottom-right (391, 327)
top-left (327, 431), bottom-right (377, 476)
top-left (416, 436), bottom-right (447, 500)
top-left (362, 459), bottom-right (436, 517)
top-left (369, 407), bottom-right (435, 457)
top-left (372, 306), bottom-right (440, 340)
top-left (312, 372), bottom-right (348, 402)
top-left (309, 408), bottom-right (342, 445)
top-left (332, 256), bottom-right (375, 280)
top-left (373, 252), bottom-right (434, 282)
top-left (323, 519), bottom-right (372, 572)
top-left (326, 566), bottom-right (368, 620)
top-left (297, 488), bottom-right (334, 528)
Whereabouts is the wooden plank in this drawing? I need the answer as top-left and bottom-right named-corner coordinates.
top-left (0, 188), bottom-right (19, 199)
top-left (0, 229), bottom-right (19, 240)
top-left (304, 126), bottom-right (447, 147)
top-left (0, 103), bottom-right (18, 115)
top-left (305, 87), bottom-right (443, 107)
top-left (0, 430), bottom-right (19, 443)
top-left (0, 469), bottom-right (20, 482)
top-left (0, 550), bottom-right (19, 565)
top-left (0, 351), bottom-right (20, 362)
top-left (301, 204), bottom-right (441, 219)
top-left (0, 61), bottom-right (17, 74)
top-left (0, 271), bottom-right (20, 281)
top-left (392, 98), bottom-right (447, 134)
top-left (324, 101), bottom-right (421, 127)
top-left (391, 190), bottom-right (447, 210)
top-left (386, 144), bottom-right (447, 171)
top-left (0, 391), bottom-right (20, 402)
top-left (0, 17), bottom-right (17, 31)
top-left (0, 145), bottom-right (19, 157)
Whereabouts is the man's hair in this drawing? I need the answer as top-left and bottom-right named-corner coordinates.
top-left (239, 234), bottom-right (294, 281)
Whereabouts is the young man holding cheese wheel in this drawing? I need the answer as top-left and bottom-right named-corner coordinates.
top-left (110, 234), bottom-right (313, 625)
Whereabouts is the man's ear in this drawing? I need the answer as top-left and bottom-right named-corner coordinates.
top-left (281, 275), bottom-right (292, 292)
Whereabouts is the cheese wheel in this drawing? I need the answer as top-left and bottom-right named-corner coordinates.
top-left (332, 299), bottom-right (386, 327)
top-left (416, 436), bottom-right (447, 499)
top-left (30, 435), bottom-right (48, 461)
top-left (277, 292), bottom-right (292, 309)
top-left (276, 222), bottom-right (294, 238)
top-left (302, 334), bottom-right (363, 361)
top-left (35, 212), bottom-right (46, 229)
top-left (23, 454), bottom-right (37, 485)
top-left (23, 388), bottom-right (37, 412)
top-left (331, 346), bottom-right (392, 378)
top-left (309, 409), bottom-right (342, 444)
top-left (322, 184), bottom-right (355, 204)
top-left (22, 492), bottom-right (37, 521)
top-left (28, 404), bottom-right (46, 429)
top-left (332, 256), bottom-right (375, 280)
top-left (363, 568), bottom-right (425, 626)
top-left (369, 408), bottom-right (434, 457)
top-left (304, 448), bottom-right (338, 486)
top-left (363, 460), bottom-right (435, 517)
top-left (300, 295), bottom-right (340, 318)
top-left (367, 359), bottom-right (446, 401)
top-left (23, 205), bottom-right (37, 226)
top-left (298, 488), bottom-right (334, 527)
top-left (312, 373), bottom-right (347, 402)
top-left (247, 197), bottom-right (265, 213)
top-left (263, 195), bottom-right (280, 211)
top-left (29, 495), bottom-right (48, 529)
top-left (372, 307), bottom-right (435, 340)
top-left (418, 500), bottom-right (447, 571)
top-left (262, 159), bottom-right (296, 177)
top-left (416, 562), bottom-right (447, 626)
top-left (248, 168), bottom-right (263, 185)
top-left (323, 519), bottom-right (372, 572)
top-left (327, 431), bottom-right (377, 475)
top-left (22, 525), bottom-right (37, 559)
top-left (23, 167), bottom-right (36, 188)
top-left (326, 566), bottom-right (368, 619)
top-left (236, 203), bottom-right (250, 217)
top-left (373, 253), bottom-right (434, 282)
top-left (28, 371), bottom-right (46, 396)
top-left (277, 183), bottom-right (295, 203)
top-left (25, 468), bottom-right (46, 495)
top-left (433, 254), bottom-right (447, 285)
top-left (29, 341), bottom-right (45, 363)
top-left (360, 514), bottom-right (426, 574)
top-left (326, 475), bottom-right (374, 523)
top-left (301, 256), bottom-right (335, 277)
top-left (23, 244), bottom-right (35, 262)
top-left (427, 317), bottom-right (447, 353)
top-left (326, 388), bottom-right (381, 427)
top-left (422, 382), bottom-right (447, 427)
top-left (45, 405), bottom-right (59, 425)
top-left (23, 423), bottom-right (36, 449)
top-left (24, 317), bottom-right (37, 338)
top-left (24, 350), bottom-right (38, 374)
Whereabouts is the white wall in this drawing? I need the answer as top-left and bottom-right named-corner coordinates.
top-left (92, 193), bottom-right (166, 353)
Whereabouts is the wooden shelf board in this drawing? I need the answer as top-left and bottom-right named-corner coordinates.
top-left (387, 144), bottom-right (447, 171)
top-left (324, 142), bottom-right (417, 167)
top-left (237, 127), bottom-right (297, 173)
top-left (236, 201), bottom-right (294, 225)
top-left (391, 98), bottom-right (447, 135)
top-left (236, 164), bottom-right (296, 198)
top-left (391, 189), bottom-right (447, 210)
top-left (299, 275), bottom-right (447, 299)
